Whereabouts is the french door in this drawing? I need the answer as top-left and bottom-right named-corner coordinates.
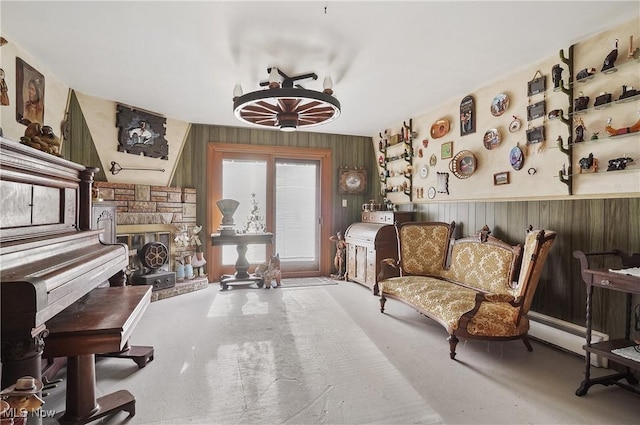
top-left (207, 143), bottom-right (332, 279)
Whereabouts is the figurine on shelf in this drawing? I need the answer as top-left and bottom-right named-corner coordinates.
top-left (579, 153), bottom-right (598, 173)
top-left (594, 92), bottom-right (612, 108)
top-left (607, 157), bottom-right (633, 171)
top-left (606, 114), bottom-right (640, 137)
top-left (590, 132), bottom-right (599, 141)
top-left (19, 122), bottom-right (62, 156)
top-left (618, 85), bottom-right (640, 101)
top-left (574, 92), bottom-right (589, 112)
top-left (576, 67), bottom-right (596, 81)
top-left (191, 250), bottom-right (207, 277)
top-left (551, 64), bottom-right (563, 90)
top-left (601, 38), bottom-right (619, 72)
top-left (574, 117), bottom-right (586, 143)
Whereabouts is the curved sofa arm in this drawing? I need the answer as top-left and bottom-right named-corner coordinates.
top-left (458, 292), bottom-right (523, 329)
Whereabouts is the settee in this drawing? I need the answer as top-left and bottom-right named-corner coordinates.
top-left (375, 221), bottom-right (556, 359)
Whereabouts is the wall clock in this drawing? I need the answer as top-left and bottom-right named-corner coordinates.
top-left (339, 167), bottom-right (367, 194)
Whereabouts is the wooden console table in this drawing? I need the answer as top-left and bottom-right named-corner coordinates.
top-left (43, 286), bottom-right (152, 425)
top-left (211, 232), bottom-right (273, 290)
top-left (573, 250), bottom-right (640, 396)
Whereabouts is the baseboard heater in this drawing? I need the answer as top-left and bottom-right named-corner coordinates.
top-left (528, 311), bottom-right (609, 368)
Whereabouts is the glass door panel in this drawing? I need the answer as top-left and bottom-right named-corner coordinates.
top-left (275, 160), bottom-right (319, 271)
top-left (221, 159), bottom-right (267, 265)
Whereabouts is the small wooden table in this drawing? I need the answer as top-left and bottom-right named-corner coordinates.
top-left (43, 286), bottom-right (152, 425)
top-left (573, 250), bottom-right (640, 397)
top-left (211, 232), bottom-right (273, 290)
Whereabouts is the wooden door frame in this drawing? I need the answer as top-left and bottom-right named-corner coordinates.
top-left (206, 143), bottom-right (333, 280)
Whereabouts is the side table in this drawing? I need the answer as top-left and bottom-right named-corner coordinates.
top-left (211, 232), bottom-right (273, 290)
top-left (573, 250), bottom-right (640, 397)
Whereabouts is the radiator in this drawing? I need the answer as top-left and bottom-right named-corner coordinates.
top-left (528, 311), bottom-right (609, 368)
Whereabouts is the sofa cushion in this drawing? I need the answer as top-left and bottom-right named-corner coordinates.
top-left (466, 303), bottom-right (529, 337)
top-left (379, 276), bottom-right (477, 333)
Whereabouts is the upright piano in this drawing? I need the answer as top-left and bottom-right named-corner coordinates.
top-left (0, 137), bottom-right (129, 388)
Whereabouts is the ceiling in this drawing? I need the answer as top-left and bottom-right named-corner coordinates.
top-left (2, 1), bottom-right (638, 137)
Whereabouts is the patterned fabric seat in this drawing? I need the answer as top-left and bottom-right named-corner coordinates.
top-left (377, 222), bottom-right (556, 359)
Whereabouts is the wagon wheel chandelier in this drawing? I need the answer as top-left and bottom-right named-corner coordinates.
top-left (233, 67), bottom-right (341, 132)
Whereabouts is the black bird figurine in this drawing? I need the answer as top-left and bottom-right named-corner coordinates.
top-left (601, 39), bottom-right (618, 72)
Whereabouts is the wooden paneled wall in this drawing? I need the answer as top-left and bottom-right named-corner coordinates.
top-left (408, 198), bottom-right (640, 338)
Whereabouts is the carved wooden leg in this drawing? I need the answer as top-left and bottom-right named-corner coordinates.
top-left (522, 334), bottom-right (533, 351)
top-left (379, 295), bottom-right (386, 313)
top-left (448, 334), bottom-right (459, 360)
top-left (373, 283), bottom-right (379, 296)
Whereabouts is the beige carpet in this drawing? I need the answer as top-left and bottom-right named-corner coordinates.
top-left (42, 284), bottom-right (442, 425)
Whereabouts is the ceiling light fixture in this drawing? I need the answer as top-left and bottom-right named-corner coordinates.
top-left (233, 67), bottom-right (341, 132)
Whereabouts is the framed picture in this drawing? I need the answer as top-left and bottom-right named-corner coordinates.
top-left (116, 104), bottom-right (169, 159)
top-left (441, 141), bottom-right (453, 159)
top-left (493, 171), bottom-right (510, 185)
top-left (15, 57), bottom-right (45, 125)
top-left (339, 167), bottom-right (367, 194)
top-left (459, 95), bottom-right (475, 136)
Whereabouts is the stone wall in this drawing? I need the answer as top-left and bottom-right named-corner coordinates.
top-left (94, 182), bottom-right (202, 262)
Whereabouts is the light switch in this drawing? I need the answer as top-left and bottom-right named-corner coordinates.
top-left (342, 199), bottom-right (347, 207)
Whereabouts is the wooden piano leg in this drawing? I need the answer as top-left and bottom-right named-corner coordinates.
top-left (59, 354), bottom-right (135, 425)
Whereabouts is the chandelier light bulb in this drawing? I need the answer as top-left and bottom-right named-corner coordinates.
top-left (323, 76), bottom-right (334, 95)
top-left (268, 67), bottom-right (280, 89)
top-left (233, 83), bottom-right (243, 99)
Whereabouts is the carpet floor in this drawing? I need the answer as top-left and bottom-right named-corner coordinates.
top-left (39, 280), bottom-right (640, 424)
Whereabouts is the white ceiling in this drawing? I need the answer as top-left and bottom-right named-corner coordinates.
top-left (2, 1), bottom-right (638, 137)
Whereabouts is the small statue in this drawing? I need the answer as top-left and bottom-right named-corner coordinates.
top-left (579, 153), bottom-right (596, 172)
top-left (590, 132), bottom-right (599, 141)
top-left (551, 64), bottom-right (563, 89)
top-left (329, 231), bottom-right (347, 279)
top-left (20, 122), bottom-right (62, 156)
top-left (576, 67), bottom-right (596, 81)
top-left (607, 157), bottom-right (633, 171)
top-left (574, 92), bottom-right (589, 112)
top-left (601, 39), bottom-right (619, 72)
top-left (574, 117), bottom-right (586, 143)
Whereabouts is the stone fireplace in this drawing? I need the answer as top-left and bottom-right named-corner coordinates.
top-left (95, 182), bottom-right (209, 300)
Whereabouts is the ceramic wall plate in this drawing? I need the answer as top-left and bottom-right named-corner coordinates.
top-left (430, 119), bottom-right (450, 139)
top-left (483, 128), bottom-right (501, 150)
top-left (509, 145), bottom-right (525, 170)
top-left (509, 116), bottom-right (521, 133)
top-left (419, 165), bottom-right (429, 178)
top-left (428, 186), bottom-right (436, 199)
top-left (490, 93), bottom-right (510, 116)
top-left (449, 150), bottom-right (477, 179)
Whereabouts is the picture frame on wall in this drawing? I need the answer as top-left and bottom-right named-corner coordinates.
top-left (441, 141), bottom-right (453, 159)
top-left (493, 171), bottom-right (510, 185)
top-left (15, 57), bottom-right (45, 126)
top-left (116, 104), bottom-right (169, 160)
top-left (459, 95), bottom-right (475, 136)
top-left (338, 167), bottom-right (367, 194)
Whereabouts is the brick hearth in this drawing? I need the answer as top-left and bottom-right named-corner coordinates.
top-left (151, 276), bottom-right (210, 302)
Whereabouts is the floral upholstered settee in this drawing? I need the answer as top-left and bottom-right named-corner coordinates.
top-left (376, 222), bottom-right (556, 359)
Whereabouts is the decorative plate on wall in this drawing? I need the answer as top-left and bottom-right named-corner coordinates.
top-left (490, 93), bottom-right (510, 117)
top-left (509, 145), bottom-right (525, 170)
top-left (430, 119), bottom-right (450, 139)
top-left (483, 128), bottom-right (501, 150)
top-left (419, 165), bottom-right (429, 179)
top-left (449, 150), bottom-right (477, 179)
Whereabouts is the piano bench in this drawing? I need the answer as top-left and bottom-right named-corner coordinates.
top-left (43, 286), bottom-right (152, 425)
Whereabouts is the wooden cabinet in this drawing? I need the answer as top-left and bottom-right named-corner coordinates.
top-left (345, 212), bottom-right (412, 290)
